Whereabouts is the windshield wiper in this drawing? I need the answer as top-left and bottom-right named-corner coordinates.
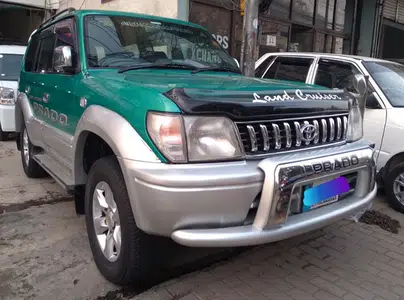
top-left (118, 63), bottom-right (198, 73)
top-left (191, 67), bottom-right (241, 74)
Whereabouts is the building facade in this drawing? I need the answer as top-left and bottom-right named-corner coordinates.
top-left (58, 0), bottom-right (179, 19)
top-left (187, 0), bottom-right (356, 61)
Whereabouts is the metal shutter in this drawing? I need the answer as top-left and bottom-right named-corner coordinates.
top-left (398, 1), bottom-right (404, 23)
top-left (384, 0), bottom-right (398, 21)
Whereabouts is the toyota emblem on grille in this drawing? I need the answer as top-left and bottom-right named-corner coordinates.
top-left (301, 124), bottom-right (317, 143)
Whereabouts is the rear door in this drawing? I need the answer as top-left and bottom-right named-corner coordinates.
top-left (311, 58), bottom-right (387, 155)
top-left (260, 56), bottom-right (316, 84)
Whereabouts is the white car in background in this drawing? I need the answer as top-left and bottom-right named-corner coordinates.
top-left (0, 44), bottom-right (26, 141)
top-left (255, 52), bottom-right (404, 213)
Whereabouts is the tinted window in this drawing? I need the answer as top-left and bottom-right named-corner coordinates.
top-left (83, 14), bottom-right (239, 71)
top-left (54, 18), bottom-right (78, 71)
top-left (314, 59), bottom-right (361, 93)
top-left (25, 37), bottom-right (39, 72)
top-left (255, 56), bottom-right (275, 78)
top-left (364, 61), bottom-right (404, 107)
top-left (263, 57), bottom-right (313, 83)
top-left (36, 31), bottom-right (56, 73)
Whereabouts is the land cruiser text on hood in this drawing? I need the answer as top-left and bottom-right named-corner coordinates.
top-left (15, 8), bottom-right (377, 286)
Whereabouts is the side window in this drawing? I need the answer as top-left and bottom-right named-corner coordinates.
top-left (54, 18), bottom-right (78, 71)
top-left (35, 30), bottom-right (56, 73)
top-left (314, 59), bottom-right (361, 93)
top-left (263, 57), bottom-right (313, 83)
top-left (24, 36), bottom-right (40, 72)
top-left (255, 56), bottom-right (275, 78)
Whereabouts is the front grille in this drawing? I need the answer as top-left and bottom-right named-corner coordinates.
top-left (236, 114), bottom-right (348, 155)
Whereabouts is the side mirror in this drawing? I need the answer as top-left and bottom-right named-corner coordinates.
top-left (350, 74), bottom-right (368, 119)
top-left (53, 46), bottom-right (73, 73)
top-left (233, 58), bottom-right (240, 69)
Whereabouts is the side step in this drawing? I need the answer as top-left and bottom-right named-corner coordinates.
top-left (33, 153), bottom-right (75, 191)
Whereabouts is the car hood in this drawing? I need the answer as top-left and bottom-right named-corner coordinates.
top-left (90, 69), bottom-right (351, 120)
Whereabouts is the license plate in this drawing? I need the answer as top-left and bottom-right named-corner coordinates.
top-left (302, 176), bottom-right (350, 212)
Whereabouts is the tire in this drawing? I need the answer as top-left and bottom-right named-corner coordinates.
top-left (0, 124), bottom-right (5, 141)
top-left (20, 122), bottom-right (47, 178)
top-left (85, 156), bottom-right (166, 286)
top-left (385, 162), bottom-right (404, 213)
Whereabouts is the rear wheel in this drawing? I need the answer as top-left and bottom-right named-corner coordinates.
top-left (20, 123), bottom-right (47, 178)
top-left (385, 162), bottom-right (404, 213)
top-left (85, 156), bottom-right (164, 286)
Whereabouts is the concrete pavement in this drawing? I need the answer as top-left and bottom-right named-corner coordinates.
top-left (2, 139), bottom-right (404, 300)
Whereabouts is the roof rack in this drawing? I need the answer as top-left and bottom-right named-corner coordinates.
top-left (38, 7), bottom-right (76, 29)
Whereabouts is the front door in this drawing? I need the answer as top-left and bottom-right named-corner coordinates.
top-left (42, 17), bottom-right (83, 166)
top-left (30, 17), bottom-right (82, 166)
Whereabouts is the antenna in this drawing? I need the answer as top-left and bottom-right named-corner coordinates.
top-left (39, 7), bottom-right (76, 30)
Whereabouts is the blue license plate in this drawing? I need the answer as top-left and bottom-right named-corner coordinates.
top-left (302, 177), bottom-right (350, 212)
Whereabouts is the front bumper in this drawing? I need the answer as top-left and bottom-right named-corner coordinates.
top-left (119, 139), bottom-right (377, 247)
top-left (0, 104), bottom-right (15, 132)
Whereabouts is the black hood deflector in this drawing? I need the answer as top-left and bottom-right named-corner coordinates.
top-left (164, 87), bottom-right (351, 121)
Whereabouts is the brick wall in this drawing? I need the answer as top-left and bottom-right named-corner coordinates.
top-left (58, 0), bottom-right (179, 19)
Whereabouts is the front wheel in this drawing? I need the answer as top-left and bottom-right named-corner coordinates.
top-left (85, 156), bottom-right (164, 286)
top-left (385, 162), bottom-right (404, 213)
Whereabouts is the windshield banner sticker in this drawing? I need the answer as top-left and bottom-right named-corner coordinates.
top-left (120, 20), bottom-right (193, 34)
top-left (253, 90), bottom-right (343, 103)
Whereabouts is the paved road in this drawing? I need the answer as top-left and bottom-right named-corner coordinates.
top-left (2, 140), bottom-right (404, 300)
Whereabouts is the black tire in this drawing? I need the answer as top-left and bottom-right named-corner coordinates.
top-left (0, 124), bottom-right (5, 141)
top-left (385, 162), bottom-right (404, 213)
top-left (20, 122), bottom-right (47, 178)
top-left (85, 156), bottom-right (166, 286)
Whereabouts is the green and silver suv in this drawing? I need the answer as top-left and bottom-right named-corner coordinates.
top-left (15, 8), bottom-right (377, 285)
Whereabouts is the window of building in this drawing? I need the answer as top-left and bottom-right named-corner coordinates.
top-left (316, 0), bottom-right (327, 28)
top-left (263, 56), bottom-right (313, 82)
top-left (292, 0), bottom-right (314, 25)
top-left (327, 0), bottom-right (336, 29)
top-left (290, 24), bottom-right (313, 52)
top-left (264, 0), bottom-right (291, 19)
top-left (335, 0), bottom-right (346, 32)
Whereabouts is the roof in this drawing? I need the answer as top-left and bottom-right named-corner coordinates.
top-left (39, 8), bottom-right (206, 32)
top-left (256, 52), bottom-right (393, 64)
top-left (0, 45), bottom-right (26, 55)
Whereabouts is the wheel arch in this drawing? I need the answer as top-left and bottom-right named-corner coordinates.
top-left (381, 151), bottom-right (404, 180)
top-left (72, 105), bottom-right (160, 185)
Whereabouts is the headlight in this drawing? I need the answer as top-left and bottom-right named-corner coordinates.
top-left (147, 112), bottom-right (244, 163)
top-left (0, 87), bottom-right (15, 105)
top-left (346, 96), bottom-right (363, 142)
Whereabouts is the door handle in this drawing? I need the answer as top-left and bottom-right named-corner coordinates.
top-left (25, 86), bottom-right (30, 94)
top-left (43, 93), bottom-right (49, 103)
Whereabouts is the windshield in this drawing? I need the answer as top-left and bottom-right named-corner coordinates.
top-left (0, 54), bottom-right (23, 81)
top-left (83, 14), bottom-right (239, 71)
top-left (363, 61), bottom-right (404, 107)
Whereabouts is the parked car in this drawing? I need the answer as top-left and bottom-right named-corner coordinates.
top-left (15, 9), bottom-right (377, 286)
top-left (0, 44), bottom-right (26, 140)
top-left (255, 52), bottom-right (404, 213)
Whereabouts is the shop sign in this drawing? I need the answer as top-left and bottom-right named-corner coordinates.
top-left (266, 35), bottom-right (277, 47)
top-left (212, 33), bottom-right (229, 50)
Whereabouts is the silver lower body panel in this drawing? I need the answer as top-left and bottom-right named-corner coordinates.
top-left (119, 139), bottom-right (377, 247)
